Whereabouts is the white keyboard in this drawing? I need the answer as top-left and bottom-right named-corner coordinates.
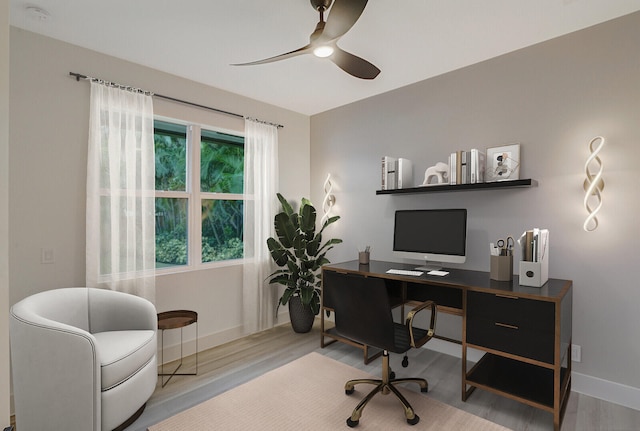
top-left (386, 269), bottom-right (424, 276)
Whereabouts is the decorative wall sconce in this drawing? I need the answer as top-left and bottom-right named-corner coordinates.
top-left (583, 136), bottom-right (605, 232)
top-left (321, 173), bottom-right (336, 225)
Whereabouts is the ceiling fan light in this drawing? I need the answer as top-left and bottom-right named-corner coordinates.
top-left (313, 46), bottom-right (334, 58)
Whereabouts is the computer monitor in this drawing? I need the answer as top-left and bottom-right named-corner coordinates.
top-left (393, 209), bottom-right (467, 271)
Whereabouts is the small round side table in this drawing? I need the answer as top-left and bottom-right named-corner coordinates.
top-left (157, 310), bottom-right (198, 387)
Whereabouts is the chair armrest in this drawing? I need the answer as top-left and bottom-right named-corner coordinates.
top-left (10, 310), bottom-right (101, 430)
top-left (405, 300), bottom-right (437, 348)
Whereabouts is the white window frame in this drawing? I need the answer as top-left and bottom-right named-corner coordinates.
top-left (154, 116), bottom-right (246, 275)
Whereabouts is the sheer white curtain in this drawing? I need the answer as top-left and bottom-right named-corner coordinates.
top-left (243, 119), bottom-right (279, 333)
top-left (86, 82), bottom-right (156, 302)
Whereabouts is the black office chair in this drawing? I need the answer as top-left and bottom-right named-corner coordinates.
top-left (324, 271), bottom-right (437, 427)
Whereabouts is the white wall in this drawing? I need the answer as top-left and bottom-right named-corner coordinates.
top-left (311, 12), bottom-right (640, 400)
top-left (1, 0), bottom-right (11, 425)
top-left (8, 28), bottom-right (310, 363)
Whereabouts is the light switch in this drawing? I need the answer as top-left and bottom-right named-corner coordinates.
top-left (41, 248), bottom-right (55, 264)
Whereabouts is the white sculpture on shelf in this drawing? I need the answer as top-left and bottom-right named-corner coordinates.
top-left (421, 162), bottom-right (450, 186)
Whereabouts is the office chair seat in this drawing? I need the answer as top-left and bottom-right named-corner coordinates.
top-left (323, 271), bottom-right (437, 427)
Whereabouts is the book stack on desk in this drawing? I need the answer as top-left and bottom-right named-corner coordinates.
top-left (519, 229), bottom-right (549, 287)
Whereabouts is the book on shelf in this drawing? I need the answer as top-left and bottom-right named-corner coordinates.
top-left (381, 156), bottom-right (397, 190)
top-left (450, 150), bottom-right (475, 185)
top-left (470, 148), bottom-right (486, 184)
top-left (396, 158), bottom-right (413, 189)
top-left (449, 152), bottom-right (457, 185)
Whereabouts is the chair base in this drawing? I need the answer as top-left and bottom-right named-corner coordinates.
top-left (344, 352), bottom-right (428, 427)
top-left (112, 403), bottom-right (146, 431)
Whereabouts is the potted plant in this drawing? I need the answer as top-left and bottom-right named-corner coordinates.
top-left (266, 193), bottom-right (342, 333)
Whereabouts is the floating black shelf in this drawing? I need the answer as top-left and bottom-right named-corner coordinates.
top-left (376, 179), bottom-right (537, 195)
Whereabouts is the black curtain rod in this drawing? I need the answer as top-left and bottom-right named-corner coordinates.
top-left (69, 72), bottom-right (284, 129)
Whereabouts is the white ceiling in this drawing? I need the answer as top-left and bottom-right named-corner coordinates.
top-left (9, 0), bottom-right (640, 116)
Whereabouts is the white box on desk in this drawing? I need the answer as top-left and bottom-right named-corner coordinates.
top-left (518, 228), bottom-right (549, 287)
top-left (519, 261), bottom-right (548, 287)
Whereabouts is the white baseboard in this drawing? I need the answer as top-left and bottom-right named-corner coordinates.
top-left (424, 339), bottom-right (640, 412)
top-left (572, 371), bottom-right (640, 411)
top-left (158, 319), bottom-right (292, 365)
top-left (158, 325), bottom-right (245, 364)
top-left (424, 337), bottom-right (484, 363)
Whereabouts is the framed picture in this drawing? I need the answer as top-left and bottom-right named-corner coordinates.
top-left (485, 144), bottom-right (521, 182)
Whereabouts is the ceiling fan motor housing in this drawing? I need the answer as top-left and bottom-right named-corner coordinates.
top-left (311, 0), bottom-right (333, 11)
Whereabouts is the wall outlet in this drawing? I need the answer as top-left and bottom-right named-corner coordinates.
top-left (572, 344), bottom-right (582, 362)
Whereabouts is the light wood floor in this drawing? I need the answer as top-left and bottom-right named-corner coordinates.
top-left (123, 320), bottom-right (638, 430)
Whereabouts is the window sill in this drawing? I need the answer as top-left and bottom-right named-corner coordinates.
top-left (155, 258), bottom-right (250, 277)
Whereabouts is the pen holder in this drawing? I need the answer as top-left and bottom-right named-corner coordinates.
top-left (358, 251), bottom-right (370, 265)
top-left (490, 255), bottom-right (513, 281)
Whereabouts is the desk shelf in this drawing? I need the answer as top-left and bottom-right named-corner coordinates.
top-left (465, 353), bottom-right (569, 410)
top-left (376, 178), bottom-right (536, 195)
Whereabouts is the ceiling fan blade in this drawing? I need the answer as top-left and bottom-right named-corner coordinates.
top-left (322, 0), bottom-right (369, 40)
top-left (330, 47), bottom-right (380, 80)
top-left (232, 44), bottom-right (312, 66)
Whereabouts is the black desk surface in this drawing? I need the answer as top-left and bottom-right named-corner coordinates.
top-left (323, 260), bottom-right (572, 302)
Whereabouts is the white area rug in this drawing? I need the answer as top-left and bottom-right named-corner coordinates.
top-left (148, 352), bottom-right (511, 430)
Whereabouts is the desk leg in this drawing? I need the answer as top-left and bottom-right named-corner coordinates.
top-left (461, 342), bottom-right (470, 401)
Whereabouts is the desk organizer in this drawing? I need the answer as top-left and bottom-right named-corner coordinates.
top-left (518, 230), bottom-right (549, 287)
top-left (490, 255), bottom-right (513, 281)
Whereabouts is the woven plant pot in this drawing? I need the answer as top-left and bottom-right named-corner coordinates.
top-left (288, 296), bottom-right (315, 333)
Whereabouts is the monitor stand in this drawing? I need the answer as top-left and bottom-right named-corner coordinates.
top-left (415, 261), bottom-right (443, 272)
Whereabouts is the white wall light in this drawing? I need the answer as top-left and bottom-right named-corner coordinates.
top-left (321, 173), bottom-right (335, 225)
top-left (583, 136), bottom-right (605, 232)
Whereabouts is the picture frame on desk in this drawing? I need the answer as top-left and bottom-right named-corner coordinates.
top-left (485, 143), bottom-right (520, 182)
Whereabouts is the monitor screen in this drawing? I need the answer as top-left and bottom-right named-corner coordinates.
top-left (393, 209), bottom-right (467, 268)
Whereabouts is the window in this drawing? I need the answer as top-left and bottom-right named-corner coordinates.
top-left (154, 119), bottom-right (244, 269)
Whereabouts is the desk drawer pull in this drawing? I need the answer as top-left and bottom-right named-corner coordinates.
top-left (495, 322), bottom-right (519, 330)
top-left (495, 294), bottom-right (519, 300)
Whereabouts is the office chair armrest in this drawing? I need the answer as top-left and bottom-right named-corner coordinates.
top-left (405, 300), bottom-right (437, 348)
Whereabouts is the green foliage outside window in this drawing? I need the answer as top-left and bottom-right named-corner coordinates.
top-left (154, 121), bottom-right (244, 267)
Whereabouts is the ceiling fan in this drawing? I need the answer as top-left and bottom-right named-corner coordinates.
top-left (232, 0), bottom-right (380, 80)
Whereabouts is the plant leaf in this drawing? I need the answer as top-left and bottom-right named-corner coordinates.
top-left (319, 215), bottom-right (340, 234)
top-left (299, 203), bottom-right (316, 237)
top-left (266, 237), bottom-right (291, 266)
top-left (317, 238), bottom-right (343, 255)
top-left (280, 287), bottom-right (295, 305)
top-left (274, 212), bottom-right (296, 248)
top-left (293, 234), bottom-right (307, 259)
top-left (277, 193), bottom-right (294, 216)
top-left (306, 237), bottom-right (320, 256)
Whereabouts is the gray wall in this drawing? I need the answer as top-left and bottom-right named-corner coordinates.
top-left (1, 0), bottom-right (11, 425)
top-left (311, 12), bottom-right (640, 393)
top-left (8, 28), bottom-right (311, 357)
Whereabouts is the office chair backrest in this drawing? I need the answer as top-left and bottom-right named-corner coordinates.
top-left (324, 271), bottom-right (396, 350)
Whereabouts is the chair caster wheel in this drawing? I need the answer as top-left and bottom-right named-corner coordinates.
top-left (347, 417), bottom-right (359, 427)
top-left (390, 371), bottom-right (396, 379)
top-left (421, 385), bottom-right (429, 393)
top-left (407, 414), bottom-right (420, 425)
top-left (402, 356), bottom-right (409, 367)
top-left (345, 387), bottom-right (355, 395)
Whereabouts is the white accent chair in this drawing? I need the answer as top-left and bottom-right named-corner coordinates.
top-left (10, 287), bottom-right (158, 431)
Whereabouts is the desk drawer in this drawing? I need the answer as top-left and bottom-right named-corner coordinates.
top-left (466, 291), bottom-right (555, 363)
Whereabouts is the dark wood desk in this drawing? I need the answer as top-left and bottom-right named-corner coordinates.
top-left (321, 260), bottom-right (572, 431)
